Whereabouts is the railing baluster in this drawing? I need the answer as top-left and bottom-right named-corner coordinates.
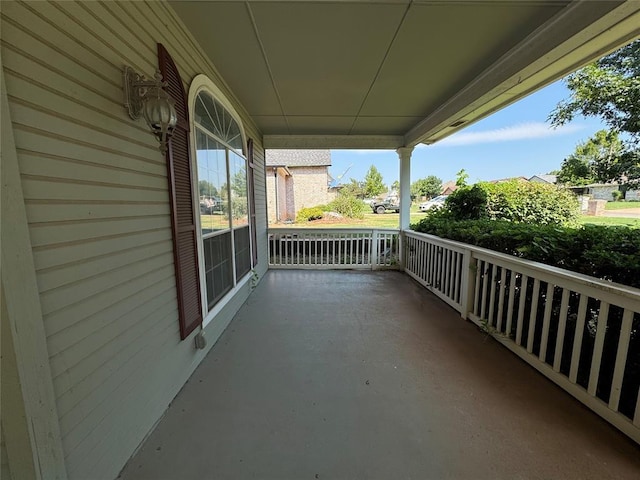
top-left (444, 249), bottom-right (451, 296)
top-left (588, 301), bottom-right (610, 396)
top-left (569, 294), bottom-right (588, 383)
top-left (473, 258), bottom-right (481, 317)
top-left (553, 288), bottom-right (571, 371)
top-left (515, 275), bottom-right (528, 345)
top-left (539, 283), bottom-right (556, 362)
top-left (453, 252), bottom-right (461, 303)
top-left (527, 279), bottom-right (541, 353)
top-left (480, 261), bottom-right (489, 320)
top-left (496, 267), bottom-right (507, 332)
top-left (608, 309), bottom-right (634, 411)
top-left (505, 270), bottom-right (517, 338)
top-left (488, 265), bottom-right (498, 327)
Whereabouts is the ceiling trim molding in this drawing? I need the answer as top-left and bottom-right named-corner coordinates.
top-left (404, 0), bottom-right (640, 147)
top-left (263, 134), bottom-right (405, 149)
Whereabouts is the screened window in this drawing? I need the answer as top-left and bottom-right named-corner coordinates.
top-left (193, 89), bottom-right (252, 312)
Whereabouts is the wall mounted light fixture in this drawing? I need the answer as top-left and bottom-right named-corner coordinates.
top-left (123, 66), bottom-right (177, 155)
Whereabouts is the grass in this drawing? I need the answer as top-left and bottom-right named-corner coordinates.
top-left (579, 216), bottom-right (640, 228)
top-left (604, 201), bottom-right (640, 210)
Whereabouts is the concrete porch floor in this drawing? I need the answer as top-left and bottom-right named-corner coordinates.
top-left (119, 270), bottom-right (640, 480)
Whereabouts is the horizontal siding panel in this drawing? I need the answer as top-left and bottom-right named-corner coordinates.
top-left (22, 179), bottom-right (169, 211)
top-left (40, 253), bottom-right (174, 315)
top-left (19, 154), bottom-right (167, 193)
top-left (12, 128), bottom-right (167, 176)
top-left (36, 239), bottom-right (172, 293)
top-left (32, 228), bottom-right (172, 269)
top-left (55, 305), bottom-right (178, 426)
top-left (5, 73), bottom-right (151, 145)
top-left (0, 16), bottom-right (121, 100)
top-left (43, 264), bottom-right (175, 339)
top-left (1, 46), bottom-right (121, 115)
top-left (55, 1), bottom-right (157, 73)
top-left (27, 214), bottom-right (171, 247)
top-left (59, 316), bottom-right (179, 457)
top-left (26, 202), bottom-right (169, 225)
top-left (9, 103), bottom-right (160, 159)
top-left (49, 287), bottom-right (176, 380)
top-left (46, 275), bottom-right (176, 358)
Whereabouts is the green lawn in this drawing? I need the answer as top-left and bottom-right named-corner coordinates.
top-left (579, 216), bottom-right (640, 228)
top-left (604, 201), bottom-right (640, 210)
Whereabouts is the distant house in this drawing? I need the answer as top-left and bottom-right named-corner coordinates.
top-left (488, 176), bottom-right (529, 184)
top-left (440, 180), bottom-right (458, 195)
top-left (266, 150), bottom-right (333, 222)
top-left (584, 183), bottom-right (640, 201)
top-left (529, 174), bottom-right (558, 184)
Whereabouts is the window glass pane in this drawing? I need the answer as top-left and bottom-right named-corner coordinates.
top-left (203, 232), bottom-right (233, 309)
top-left (229, 151), bottom-right (248, 227)
top-left (234, 226), bottom-right (251, 279)
top-left (195, 92), bottom-right (243, 153)
top-left (196, 130), bottom-right (229, 234)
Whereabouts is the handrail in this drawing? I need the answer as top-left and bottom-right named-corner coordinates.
top-left (402, 228), bottom-right (640, 445)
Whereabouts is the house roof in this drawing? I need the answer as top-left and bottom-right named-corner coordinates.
top-left (529, 174), bottom-right (558, 184)
top-left (265, 149), bottom-right (332, 167)
top-left (169, 1), bottom-right (639, 150)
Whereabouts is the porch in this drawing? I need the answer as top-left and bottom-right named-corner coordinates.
top-left (120, 268), bottom-right (640, 479)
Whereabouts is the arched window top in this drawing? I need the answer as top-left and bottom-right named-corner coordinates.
top-left (189, 74), bottom-right (246, 155)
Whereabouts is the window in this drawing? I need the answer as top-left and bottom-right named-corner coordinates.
top-left (191, 81), bottom-right (253, 316)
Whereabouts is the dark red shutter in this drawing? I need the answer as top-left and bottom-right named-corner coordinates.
top-left (158, 43), bottom-right (203, 340)
top-left (247, 139), bottom-right (258, 266)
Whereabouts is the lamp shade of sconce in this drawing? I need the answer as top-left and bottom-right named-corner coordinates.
top-left (123, 66), bottom-right (178, 154)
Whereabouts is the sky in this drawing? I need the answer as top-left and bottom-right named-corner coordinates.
top-left (329, 79), bottom-right (606, 186)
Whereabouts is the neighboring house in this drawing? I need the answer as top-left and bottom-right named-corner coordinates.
top-left (585, 183), bottom-right (640, 201)
top-left (440, 180), bottom-right (458, 195)
top-left (266, 150), bottom-right (333, 222)
top-left (529, 174), bottom-right (558, 184)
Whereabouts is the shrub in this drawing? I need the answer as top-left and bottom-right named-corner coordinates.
top-left (443, 180), bottom-right (580, 226)
top-left (410, 216), bottom-right (640, 288)
top-left (296, 207), bottom-right (324, 222)
top-left (612, 190), bottom-right (623, 201)
top-left (328, 193), bottom-right (366, 219)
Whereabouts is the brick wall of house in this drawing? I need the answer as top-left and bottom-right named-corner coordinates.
top-left (266, 168), bottom-right (289, 223)
top-left (290, 166), bottom-right (332, 212)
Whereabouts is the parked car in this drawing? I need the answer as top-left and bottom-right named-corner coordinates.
top-left (200, 196), bottom-right (222, 214)
top-left (419, 195), bottom-right (448, 212)
top-left (371, 198), bottom-right (400, 214)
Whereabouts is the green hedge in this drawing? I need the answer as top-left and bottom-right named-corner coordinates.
top-left (411, 216), bottom-right (640, 288)
top-left (445, 180), bottom-right (580, 225)
top-left (296, 207), bottom-right (324, 222)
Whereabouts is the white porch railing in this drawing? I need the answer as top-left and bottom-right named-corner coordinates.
top-left (404, 229), bottom-right (640, 444)
top-left (268, 228), bottom-right (400, 270)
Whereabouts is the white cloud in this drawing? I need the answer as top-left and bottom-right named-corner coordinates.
top-left (433, 122), bottom-right (585, 147)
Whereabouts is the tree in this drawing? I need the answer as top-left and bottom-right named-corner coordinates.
top-left (411, 176), bottom-right (442, 199)
top-left (550, 40), bottom-right (640, 187)
top-left (391, 180), bottom-right (400, 193)
top-left (455, 169), bottom-right (469, 187)
top-left (557, 130), bottom-right (624, 185)
top-left (363, 165), bottom-right (385, 198)
top-left (199, 180), bottom-right (218, 198)
top-left (340, 178), bottom-right (365, 198)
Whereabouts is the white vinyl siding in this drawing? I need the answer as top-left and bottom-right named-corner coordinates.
top-left (1, 1), bottom-right (267, 479)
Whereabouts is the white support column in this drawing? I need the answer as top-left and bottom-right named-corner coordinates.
top-left (1, 68), bottom-right (68, 479)
top-left (396, 146), bottom-right (414, 231)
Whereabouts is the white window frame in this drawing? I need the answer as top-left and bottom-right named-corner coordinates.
top-left (188, 75), bottom-right (254, 327)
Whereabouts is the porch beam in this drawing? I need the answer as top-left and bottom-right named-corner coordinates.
top-left (404, 0), bottom-right (640, 147)
top-left (397, 147), bottom-right (413, 231)
top-left (263, 134), bottom-right (404, 150)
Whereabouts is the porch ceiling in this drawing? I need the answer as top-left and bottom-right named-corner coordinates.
top-left (169, 0), bottom-right (640, 149)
